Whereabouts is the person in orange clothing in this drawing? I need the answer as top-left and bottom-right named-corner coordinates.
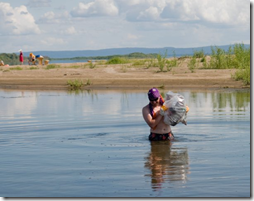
top-left (28, 53), bottom-right (36, 65)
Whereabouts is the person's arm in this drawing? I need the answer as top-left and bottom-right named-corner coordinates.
top-left (142, 106), bottom-right (163, 129)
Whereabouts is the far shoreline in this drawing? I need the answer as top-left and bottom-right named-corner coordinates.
top-left (0, 60), bottom-right (250, 91)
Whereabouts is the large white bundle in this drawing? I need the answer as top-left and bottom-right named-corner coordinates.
top-left (160, 91), bottom-right (189, 126)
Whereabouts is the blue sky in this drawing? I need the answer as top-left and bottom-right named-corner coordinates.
top-left (0, 0), bottom-right (250, 53)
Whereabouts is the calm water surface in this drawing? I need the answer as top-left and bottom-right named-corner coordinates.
top-left (0, 89), bottom-right (250, 197)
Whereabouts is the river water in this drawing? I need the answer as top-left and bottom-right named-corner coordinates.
top-left (0, 89), bottom-right (250, 197)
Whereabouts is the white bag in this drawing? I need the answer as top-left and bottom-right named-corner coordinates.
top-left (160, 91), bottom-right (189, 126)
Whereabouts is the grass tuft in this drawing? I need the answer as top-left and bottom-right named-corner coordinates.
top-left (106, 57), bottom-right (130, 64)
top-left (46, 64), bottom-right (60, 70)
top-left (67, 79), bottom-right (84, 90)
top-left (10, 67), bottom-right (23, 70)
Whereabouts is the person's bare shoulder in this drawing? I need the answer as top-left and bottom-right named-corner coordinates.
top-left (142, 104), bottom-right (149, 115)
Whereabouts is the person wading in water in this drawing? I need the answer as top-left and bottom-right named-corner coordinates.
top-left (142, 87), bottom-right (174, 141)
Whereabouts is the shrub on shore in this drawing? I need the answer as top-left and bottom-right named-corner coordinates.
top-left (67, 79), bottom-right (91, 90)
top-left (106, 57), bottom-right (130, 64)
top-left (67, 79), bottom-right (84, 90)
top-left (187, 43), bottom-right (250, 85)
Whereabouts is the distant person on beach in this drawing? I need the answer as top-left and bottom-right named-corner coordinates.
top-left (0, 60), bottom-right (4, 66)
top-left (142, 87), bottom-right (174, 141)
top-left (19, 49), bottom-right (23, 65)
top-left (28, 53), bottom-right (36, 65)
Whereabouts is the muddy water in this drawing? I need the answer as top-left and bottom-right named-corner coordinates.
top-left (0, 89), bottom-right (250, 197)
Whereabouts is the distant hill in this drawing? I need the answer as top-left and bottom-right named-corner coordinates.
top-left (9, 44), bottom-right (250, 59)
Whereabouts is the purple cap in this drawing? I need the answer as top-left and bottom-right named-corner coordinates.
top-left (148, 88), bottom-right (160, 100)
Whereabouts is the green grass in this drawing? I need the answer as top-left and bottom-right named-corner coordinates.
top-left (189, 43), bottom-right (250, 85)
top-left (131, 59), bottom-right (147, 66)
top-left (188, 56), bottom-right (197, 73)
top-left (68, 65), bottom-right (81, 69)
top-left (29, 67), bottom-right (39, 70)
top-left (9, 67), bottom-right (23, 70)
top-left (145, 58), bottom-right (157, 68)
top-left (157, 51), bottom-right (167, 72)
top-left (85, 79), bottom-right (91, 86)
top-left (158, 84), bottom-right (165, 89)
top-left (157, 50), bottom-right (178, 72)
top-left (233, 67), bottom-right (250, 85)
top-left (67, 79), bottom-right (91, 90)
top-left (46, 64), bottom-right (60, 70)
top-left (67, 79), bottom-right (84, 90)
top-left (89, 62), bottom-right (96, 69)
top-left (106, 57), bottom-right (130, 64)
top-left (193, 50), bottom-right (205, 58)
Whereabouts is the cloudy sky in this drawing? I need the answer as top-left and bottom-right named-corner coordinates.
top-left (0, 0), bottom-right (250, 53)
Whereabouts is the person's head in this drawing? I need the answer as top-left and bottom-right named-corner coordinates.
top-left (148, 88), bottom-right (161, 105)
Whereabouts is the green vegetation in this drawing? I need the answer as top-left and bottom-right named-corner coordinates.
top-left (68, 65), bottom-right (81, 69)
top-left (67, 79), bottom-right (84, 90)
top-left (9, 67), bottom-right (23, 70)
top-left (156, 50), bottom-right (178, 72)
top-left (50, 52), bottom-right (158, 61)
top-left (46, 64), bottom-right (60, 70)
top-left (106, 57), bottom-right (130, 64)
top-left (29, 67), bottom-right (39, 70)
top-left (204, 43), bottom-right (250, 85)
top-left (158, 84), bottom-right (165, 89)
top-left (188, 56), bottom-right (197, 73)
top-left (165, 51), bottom-right (178, 71)
top-left (0, 44), bottom-right (249, 86)
top-left (131, 59), bottom-right (147, 66)
top-left (0, 53), bottom-right (50, 65)
top-left (67, 79), bottom-right (91, 90)
top-left (89, 62), bottom-right (96, 69)
top-left (193, 50), bottom-right (205, 58)
top-left (233, 65), bottom-right (250, 85)
top-left (85, 79), bottom-right (91, 85)
top-left (157, 50), bottom-right (167, 72)
top-left (0, 53), bottom-right (19, 65)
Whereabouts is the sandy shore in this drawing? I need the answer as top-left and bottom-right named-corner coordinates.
top-left (0, 59), bottom-right (249, 91)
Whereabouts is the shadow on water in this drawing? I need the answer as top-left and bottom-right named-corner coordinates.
top-left (144, 140), bottom-right (190, 191)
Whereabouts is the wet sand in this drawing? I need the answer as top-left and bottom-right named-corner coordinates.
top-left (0, 58), bottom-right (249, 90)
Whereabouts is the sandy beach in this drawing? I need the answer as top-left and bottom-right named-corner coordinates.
top-left (0, 58), bottom-right (249, 91)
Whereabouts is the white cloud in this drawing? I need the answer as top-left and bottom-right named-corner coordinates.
top-left (26, 0), bottom-right (51, 8)
top-left (37, 11), bottom-right (70, 24)
top-left (0, 0), bottom-right (250, 52)
top-left (137, 6), bottom-right (160, 21)
top-left (195, 0), bottom-right (249, 25)
top-left (60, 26), bottom-right (77, 35)
top-left (161, 0), bottom-right (249, 26)
top-left (41, 37), bottom-right (66, 46)
top-left (71, 0), bottom-right (118, 17)
top-left (127, 33), bottom-right (139, 40)
top-left (116, 0), bottom-right (249, 27)
top-left (0, 3), bottom-right (40, 35)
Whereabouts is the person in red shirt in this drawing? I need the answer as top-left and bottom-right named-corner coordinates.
top-left (19, 49), bottom-right (23, 65)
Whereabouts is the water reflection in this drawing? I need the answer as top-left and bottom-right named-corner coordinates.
top-left (144, 141), bottom-right (190, 191)
top-left (210, 91), bottom-right (250, 111)
top-left (186, 90), bottom-right (250, 112)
